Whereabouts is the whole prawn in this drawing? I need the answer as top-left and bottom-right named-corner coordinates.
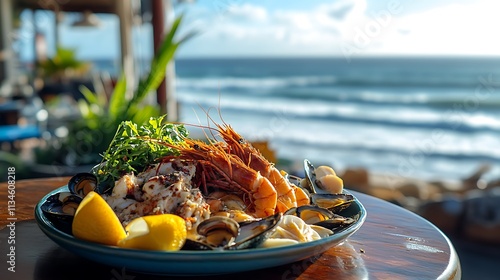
top-left (161, 138), bottom-right (278, 218)
top-left (214, 123), bottom-right (310, 212)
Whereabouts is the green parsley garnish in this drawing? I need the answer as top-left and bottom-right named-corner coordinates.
top-left (95, 115), bottom-right (188, 187)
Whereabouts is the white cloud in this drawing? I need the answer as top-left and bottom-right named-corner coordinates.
top-left (379, 1), bottom-right (500, 56)
top-left (335, 0), bottom-right (500, 56)
top-left (227, 4), bottom-right (268, 22)
top-left (180, 1), bottom-right (366, 57)
top-left (178, 0), bottom-right (500, 57)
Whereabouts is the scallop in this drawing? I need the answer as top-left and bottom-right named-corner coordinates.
top-left (303, 159), bottom-right (344, 194)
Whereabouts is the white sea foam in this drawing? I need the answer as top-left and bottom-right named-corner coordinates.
top-left (177, 76), bottom-right (338, 90)
top-left (174, 57), bottom-right (500, 180)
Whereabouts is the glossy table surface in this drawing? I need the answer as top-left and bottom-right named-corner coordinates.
top-left (0, 177), bottom-right (461, 280)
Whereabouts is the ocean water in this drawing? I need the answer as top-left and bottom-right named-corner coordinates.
top-left (171, 57), bottom-right (500, 182)
top-left (94, 57), bottom-right (500, 182)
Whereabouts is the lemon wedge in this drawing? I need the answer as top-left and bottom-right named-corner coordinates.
top-left (118, 214), bottom-right (187, 251)
top-left (72, 191), bottom-right (126, 246)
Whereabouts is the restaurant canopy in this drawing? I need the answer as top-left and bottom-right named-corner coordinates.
top-left (15, 0), bottom-right (116, 13)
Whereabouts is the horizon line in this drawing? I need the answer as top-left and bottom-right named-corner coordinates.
top-left (19, 54), bottom-right (500, 62)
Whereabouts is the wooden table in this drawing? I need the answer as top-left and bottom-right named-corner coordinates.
top-left (0, 177), bottom-right (461, 280)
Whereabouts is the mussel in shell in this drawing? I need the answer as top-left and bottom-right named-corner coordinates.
top-left (314, 214), bottom-right (356, 233)
top-left (303, 159), bottom-right (344, 194)
top-left (41, 192), bottom-right (83, 234)
top-left (42, 173), bottom-right (102, 234)
top-left (196, 216), bottom-right (240, 248)
top-left (233, 212), bottom-right (282, 250)
top-left (302, 159), bottom-right (319, 193)
top-left (68, 173), bottom-right (98, 198)
top-left (285, 205), bottom-right (355, 234)
top-left (284, 205), bottom-right (334, 224)
top-left (182, 213), bottom-right (282, 250)
top-left (310, 193), bottom-right (354, 213)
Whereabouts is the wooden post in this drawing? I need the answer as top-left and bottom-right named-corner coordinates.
top-left (152, 0), bottom-right (177, 121)
top-left (0, 0), bottom-right (14, 85)
top-left (115, 0), bottom-right (135, 98)
top-left (54, 7), bottom-right (60, 48)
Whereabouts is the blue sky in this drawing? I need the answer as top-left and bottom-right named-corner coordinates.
top-left (16, 0), bottom-right (500, 60)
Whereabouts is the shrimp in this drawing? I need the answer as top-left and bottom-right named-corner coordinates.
top-left (293, 186), bottom-right (310, 207)
top-left (215, 123), bottom-right (298, 213)
top-left (277, 170), bottom-right (310, 207)
top-left (161, 139), bottom-right (278, 218)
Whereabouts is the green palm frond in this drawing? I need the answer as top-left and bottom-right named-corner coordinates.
top-left (62, 15), bottom-right (194, 165)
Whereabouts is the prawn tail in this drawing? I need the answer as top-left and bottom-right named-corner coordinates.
top-left (251, 173), bottom-right (278, 218)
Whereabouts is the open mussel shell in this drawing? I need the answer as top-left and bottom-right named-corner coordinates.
top-left (310, 193), bottom-right (354, 213)
top-left (41, 192), bottom-right (82, 217)
top-left (314, 214), bottom-right (356, 233)
top-left (284, 205), bottom-right (334, 224)
top-left (40, 192), bottom-right (82, 234)
top-left (303, 159), bottom-right (320, 194)
top-left (181, 239), bottom-right (214, 250)
top-left (183, 213), bottom-right (282, 251)
top-left (68, 173), bottom-right (98, 198)
top-left (303, 159), bottom-right (345, 195)
top-left (301, 159), bottom-right (335, 194)
top-left (285, 203), bottom-right (357, 234)
top-left (231, 212), bottom-right (282, 250)
top-left (284, 173), bottom-right (303, 188)
top-left (197, 216), bottom-right (240, 248)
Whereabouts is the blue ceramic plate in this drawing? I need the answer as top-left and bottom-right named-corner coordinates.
top-left (35, 186), bottom-right (366, 276)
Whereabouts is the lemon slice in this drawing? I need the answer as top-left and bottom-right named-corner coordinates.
top-left (118, 214), bottom-right (187, 251)
top-left (72, 191), bottom-right (126, 246)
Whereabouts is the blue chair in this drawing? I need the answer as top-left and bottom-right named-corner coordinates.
top-left (0, 98), bottom-right (46, 150)
top-left (0, 124), bottom-right (41, 142)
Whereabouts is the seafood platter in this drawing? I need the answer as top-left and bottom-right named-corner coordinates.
top-left (35, 117), bottom-right (366, 275)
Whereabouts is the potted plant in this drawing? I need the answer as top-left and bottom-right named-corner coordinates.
top-left (32, 16), bottom-right (194, 177)
top-left (35, 46), bottom-right (93, 103)
top-left (37, 46), bottom-right (91, 84)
